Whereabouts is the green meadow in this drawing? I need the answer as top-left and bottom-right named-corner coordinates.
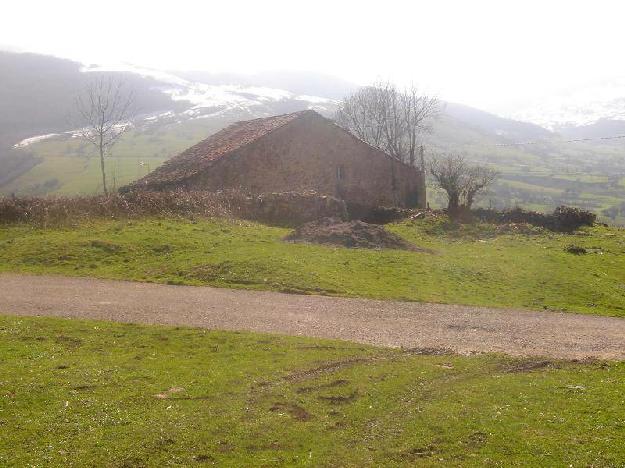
top-left (1, 315), bottom-right (624, 467)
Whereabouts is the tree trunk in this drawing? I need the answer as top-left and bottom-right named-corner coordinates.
top-left (408, 147), bottom-right (415, 167)
top-left (99, 136), bottom-right (108, 196)
top-left (448, 194), bottom-right (460, 218)
top-left (466, 192), bottom-right (475, 209)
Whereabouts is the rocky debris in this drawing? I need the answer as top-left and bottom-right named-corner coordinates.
top-left (564, 244), bottom-right (604, 255)
top-left (284, 217), bottom-right (426, 251)
top-left (346, 205), bottom-right (431, 225)
top-left (565, 244), bottom-right (587, 255)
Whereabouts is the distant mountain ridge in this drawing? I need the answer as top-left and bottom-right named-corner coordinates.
top-left (444, 102), bottom-right (551, 141)
top-left (176, 70), bottom-right (357, 99)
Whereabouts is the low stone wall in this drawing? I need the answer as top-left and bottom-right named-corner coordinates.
top-left (237, 191), bottom-right (348, 226)
top-left (473, 206), bottom-right (596, 232)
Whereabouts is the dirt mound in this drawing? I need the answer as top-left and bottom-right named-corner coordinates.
top-left (284, 218), bottom-right (425, 251)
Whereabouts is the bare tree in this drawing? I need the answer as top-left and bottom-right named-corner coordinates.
top-left (429, 153), bottom-right (498, 215)
top-left (75, 78), bottom-right (134, 195)
top-left (429, 153), bottom-right (465, 213)
top-left (464, 165), bottom-right (499, 209)
top-left (335, 81), bottom-right (439, 168)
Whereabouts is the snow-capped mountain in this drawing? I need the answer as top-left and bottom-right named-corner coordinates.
top-left (500, 78), bottom-right (625, 131)
top-left (81, 63), bottom-right (338, 126)
top-left (7, 56), bottom-right (338, 149)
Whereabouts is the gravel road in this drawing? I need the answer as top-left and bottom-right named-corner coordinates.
top-left (2, 273), bottom-right (624, 360)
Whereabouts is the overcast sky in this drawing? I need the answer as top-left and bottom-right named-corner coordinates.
top-left (2, 0), bottom-right (625, 111)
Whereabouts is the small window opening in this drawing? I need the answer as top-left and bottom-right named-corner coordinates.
top-left (337, 165), bottom-right (345, 181)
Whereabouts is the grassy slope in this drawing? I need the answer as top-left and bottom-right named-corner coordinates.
top-left (1, 315), bottom-right (624, 467)
top-left (1, 119), bottom-right (222, 195)
top-left (1, 217), bottom-right (624, 316)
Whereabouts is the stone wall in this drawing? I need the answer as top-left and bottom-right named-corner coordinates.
top-left (236, 191), bottom-right (347, 226)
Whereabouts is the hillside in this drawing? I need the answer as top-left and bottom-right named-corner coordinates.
top-left (1, 51), bottom-right (624, 223)
top-left (0, 51), bottom-right (187, 150)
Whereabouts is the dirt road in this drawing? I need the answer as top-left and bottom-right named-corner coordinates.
top-left (2, 273), bottom-right (624, 360)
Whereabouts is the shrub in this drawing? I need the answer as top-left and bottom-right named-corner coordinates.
top-left (552, 206), bottom-right (597, 232)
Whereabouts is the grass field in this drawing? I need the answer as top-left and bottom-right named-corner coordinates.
top-left (1, 315), bottom-right (624, 466)
top-left (1, 216), bottom-right (624, 316)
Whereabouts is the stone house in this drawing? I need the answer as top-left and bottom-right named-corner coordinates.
top-left (127, 110), bottom-right (426, 209)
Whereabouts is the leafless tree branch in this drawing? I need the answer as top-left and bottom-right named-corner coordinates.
top-left (335, 81), bottom-right (440, 168)
top-left (75, 77), bottom-right (135, 195)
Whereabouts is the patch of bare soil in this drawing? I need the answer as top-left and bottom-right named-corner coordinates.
top-left (296, 379), bottom-right (350, 394)
top-left (402, 347), bottom-right (454, 356)
top-left (503, 359), bottom-right (558, 373)
top-left (154, 386), bottom-right (185, 399)
top-left (318, 391), bottom-right (358, 404)
top-left (269, 402), bottom-right (312, 421)
top-left (284, 217), bottom-right (426, 251)
top-left (400, 445), bottom-right (439, 461)
top-left (283, 358), bottom-right (371, 382)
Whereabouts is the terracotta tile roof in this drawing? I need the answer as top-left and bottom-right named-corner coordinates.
top-left (129, 110), bottom-right (315, 189)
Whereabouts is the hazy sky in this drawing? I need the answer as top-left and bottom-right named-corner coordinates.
top-left (2, 0), bottom-right (625, 111)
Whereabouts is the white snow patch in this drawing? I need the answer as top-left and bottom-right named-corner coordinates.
top-left (145, 111), bottom-right (174, 122)
top-left (13, 133), bottom-right (59, 148)
top-left (165, 83), bottom-right (298, 109)
top-left (238, 86), bottom-right (292, 100)
top-left (295, 95), bottom-right (336, 104)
